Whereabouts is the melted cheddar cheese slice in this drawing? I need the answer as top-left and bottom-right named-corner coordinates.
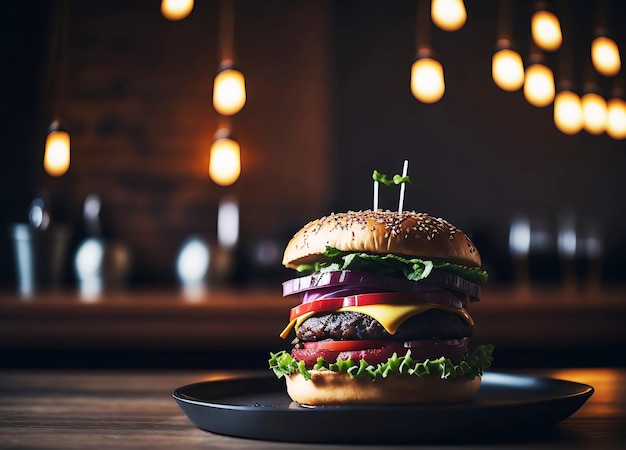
top-left (279, 303), bottom-right (474, 339)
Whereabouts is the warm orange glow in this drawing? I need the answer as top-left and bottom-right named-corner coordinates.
top-left (43, 130), bottom-right (70, 177)
top-left (213, 68), bottom-right (247, 116)
top-left (549, 369), bottom-right (619, 417)
top-left (492, 48), bottom-right (525, 91)
top-left (591, 36), bottom-right (621, 77)
top-left (581, 93), bottom-right (607, 134)
top-left (606, 98), bottom-right (626, 139)
top-left (523, 64), bottom-right (555, 107)
top-left (161, 0), bottom-right (194, 21)
top-left (209, 135), bottom-right (241, 186)
top-left (554, 90), bottom-right (583, 135)
top-left (531, 10), bottom-right (562, 51)
top-left (431, 0), bottom-right (467, 32)
top-left (411, 58), bottom-right (445, 103)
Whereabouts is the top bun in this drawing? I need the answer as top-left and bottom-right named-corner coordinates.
top-left (283, 210), bottom-right (481, 269)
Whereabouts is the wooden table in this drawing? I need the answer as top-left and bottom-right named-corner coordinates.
top-left (1, 368), bottom-right (625, 449)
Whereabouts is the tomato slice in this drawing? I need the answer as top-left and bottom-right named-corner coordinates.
top-left (301, 340), bottom-right (398, 352)
top-left (293, 338), bottom-right (469, 366)
top-left (288, 291), bottom-right (463, 322)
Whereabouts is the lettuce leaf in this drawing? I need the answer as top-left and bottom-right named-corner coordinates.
top-left (296, 246), bottom-right (488, 284)
top-left (268, 344), bottom-right (494, 381)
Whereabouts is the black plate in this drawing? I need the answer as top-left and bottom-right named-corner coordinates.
top-left (173, 371), bottom-right (593, 444)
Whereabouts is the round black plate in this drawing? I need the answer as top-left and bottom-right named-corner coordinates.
top-left (172, 371), bottom-right (593, 444)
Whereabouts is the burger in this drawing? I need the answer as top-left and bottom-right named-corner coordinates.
top-left (269, 209), bottom-right (493, 406)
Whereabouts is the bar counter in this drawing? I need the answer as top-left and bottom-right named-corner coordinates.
top-left (1, 286), bottom-right (625, 368)
top-left (1, 367), bottom-right (625, 449)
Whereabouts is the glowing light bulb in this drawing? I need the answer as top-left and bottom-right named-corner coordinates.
top-left (209, 134), bottom-right (241, 186)
top-left (411, 58), bottom-right (445, 103)
top-left (523, 63), bottom-right (555, 107)
top-left (591, 36), bottom-right (621, 76)
top-left (606, 98), bottom-right (626, 139)
top-left (492, 48), bottom-right (525, 91)
top-left (431, 0), bottom-right (467, 32)
top-left (161, 0), bottom-right (194, 21)
top-left (213, 68), bottom-right (246, 116)
top-left (581, 93), bottom-right (607, 135)
top-left (44, 129), bottom-right (70, 177)
top-left (553, 90), bottom-right (583, 135)
top-left (531, 10), bottom-right (562, 51)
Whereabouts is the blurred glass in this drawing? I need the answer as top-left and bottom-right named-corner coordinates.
top-left (557, 213), bottom-right (577, 291)
top-left (176, 236), bottom-right (210, 301)
top-left (11, 224), bottom-right (72, 297)
top-left (217, 197), bottom-right (239, 249)
top-left (509, 216), bottom-right (531, 288)
top-left (75, 238), bottom-right (132, 302)
top-left (579, 219), bottom-right (604, 291)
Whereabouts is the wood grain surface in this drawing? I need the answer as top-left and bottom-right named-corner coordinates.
top-left (1, 368), bottom-right (625, 449)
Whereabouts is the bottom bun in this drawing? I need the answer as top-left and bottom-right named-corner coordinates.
top-left (285, 371), bottom-right (481, 406)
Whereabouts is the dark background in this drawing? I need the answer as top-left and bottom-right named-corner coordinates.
top-left (2, 0), bottom-right (626, 290)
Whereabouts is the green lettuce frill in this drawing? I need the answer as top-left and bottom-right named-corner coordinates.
top-left (296, 246), bottom-right (489, 285)
top-left (269, 344), bottom-right (494, 382)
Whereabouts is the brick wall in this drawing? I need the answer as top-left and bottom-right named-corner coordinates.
top-left (37, 0), bottom-right (330, 283)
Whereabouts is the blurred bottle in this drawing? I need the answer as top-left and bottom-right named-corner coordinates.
top-left (557, 212), bottom-right (577, 293)
top-left (74, 194), bottom-right (132, 301)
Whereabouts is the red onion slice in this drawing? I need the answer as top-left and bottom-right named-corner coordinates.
top-left (283, 270), bottom-right (480, 301)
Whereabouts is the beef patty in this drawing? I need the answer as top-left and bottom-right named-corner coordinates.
top-left (296, 309), bottom-right (473, 342)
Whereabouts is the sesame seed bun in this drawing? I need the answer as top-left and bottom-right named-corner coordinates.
top-left (285, 370), bottom-right (482, 405)
top-left (282, 210), bottom-right (481, 269)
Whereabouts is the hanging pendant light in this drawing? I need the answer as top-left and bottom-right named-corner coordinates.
top-left (592, 36), bottom-right (621, 77)
top-left (591, 1), bottom-right (621, 77)
top-left (209, 128), bottom-right (241, 186)
top-left (161, 0), bottom-right (194, 21)
top-left (492, 0), bottom-right (524, 91)
top-left (213, 63), bottom-right (246, 116)
top-left (531, 3), bottom-right (562, 52)
top-left (552, 2), bottom-right (582, 135)
top-left (44, 0), bottom-right (70, 177)
top-left (213, 0), bottom-right (246, 116)
top-left (581, 88), bottom-right (608, 135)
top-left (554, 89), bottom-right (583, 135)
top-left (524, 63), bottom-right (555, 107)
top-left (44, 120), bottom-right (70, 177)
top-left (493, 42), bottom-right (525, 91)
top-left (431, 0), bottom-right (467, 32)
top-left (606, 97), bottom-right (626, 139)
top-left (412, 0), bottom-right (445, 104)
top-left (606, 81), bottom-right (626, 139)
top-left (524, 40), bottom-right (555, 107)
top-left (411, 51), bottom-right (445, 103)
